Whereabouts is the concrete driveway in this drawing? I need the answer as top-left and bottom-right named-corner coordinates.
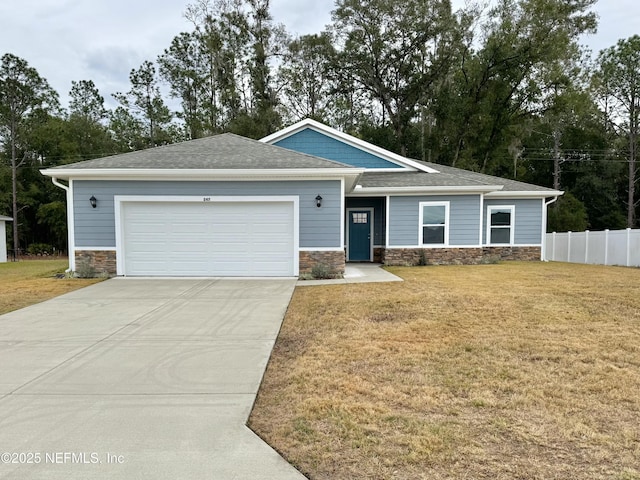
top-left (0, 278), bottom-right (306, 480)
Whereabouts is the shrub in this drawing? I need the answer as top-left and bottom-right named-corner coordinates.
top-left (27, 243), bottom-right (54, 256)
top-left (310, 263), bottom-right (336, 279)
top-left (75, 260), bottom-right (96, 278)
top-left (480, 255), bottom-right (501, 265)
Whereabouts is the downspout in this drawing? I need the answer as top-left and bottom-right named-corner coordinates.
top-left (51, 177), bottom-right (73, 273)
top-left (542, 196), bottom-right (559, 261)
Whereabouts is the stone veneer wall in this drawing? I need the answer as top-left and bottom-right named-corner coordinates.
top-left (299, 250), bottom-right (346, 276)
top-left (75, 250), bottom-right (117, 276)
top-left (382, 246), bottom-right (541, 266)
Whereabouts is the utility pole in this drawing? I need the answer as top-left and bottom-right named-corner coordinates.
top-left (552, 129), bottom-right (562, 192)
top-left (10, 119), bottom-right (19, 257)
top-left (628, 95), bottom-right (637, 228)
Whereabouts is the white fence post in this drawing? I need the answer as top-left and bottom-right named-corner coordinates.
top-left (552, 232), bottom-right (556, 261)
top-left (586, 230), bottom-right (591, 264)
top-left (604, 229), bottom-right (609, 265)
top-left (567, 231), bottom-right (572, 262)
top-left (627, 228), bottom-right (632, 267)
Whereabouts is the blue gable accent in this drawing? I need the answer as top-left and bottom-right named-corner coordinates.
top-left (274, 129), bottom-right (402, 169)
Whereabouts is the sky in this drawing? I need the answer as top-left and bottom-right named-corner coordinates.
top-left (1, 0), bottom-right (638, 111)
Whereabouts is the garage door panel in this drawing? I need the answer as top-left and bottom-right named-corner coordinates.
top-left (170, 243), bottom-right (209, 254)
top-left (128, 244), bottom-right (168, 254)
top-left (122, 201), bottom-right (295, 276)
top-left (254, 225), bottom-right (289, 234)
top-left (167, 262), bottom-right (210, 275)
top-left (172, 223), bottom-right (208, 232)
top-left (128, 224), bottom-right (167, 235)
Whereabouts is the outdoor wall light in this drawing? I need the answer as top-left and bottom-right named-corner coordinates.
top-left (89, 196), bottom-right (97, 209)
top-left (315, 195), bottom-right (323, 208)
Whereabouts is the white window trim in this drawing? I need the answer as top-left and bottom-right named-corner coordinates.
top-left (486, 205), bottom-right (515, 245)
top-left (419, 201), bottom-right (450, 246)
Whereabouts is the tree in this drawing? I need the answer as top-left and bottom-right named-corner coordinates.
top-left (278, 33), bottom-right (336, 122)
top-left (69, 80), bottom-right (107, 123)
top-left (113, 60), bottom-right (173, 147)
top-left (158, 32), bottom-right (206, 139)
top-left (67, 80), bottom-right (114, 159)
top-left (36, 200), bottom-right (67, 251)
top-left (244, 0), bottom-right (285, 135)
top-left (521, 110), bottom-right (626, 231)
top-left (0, 53), bottom-right (58, 254)
top-left (108, 106), bottom-right (146, 152)
top-left (547, 192), bottom-right (588, 232)
top-left (331, 0), bottom-right (457, 156)
top-left (433, 0), bottom-right (597, 172)
top-left (594, 35), bottom-right (640, 227)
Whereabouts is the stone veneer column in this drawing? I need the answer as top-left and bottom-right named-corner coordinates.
top-left (299, 251), bottom-right (346, 276)
top-left (74, 250), bottom-right (117, 276)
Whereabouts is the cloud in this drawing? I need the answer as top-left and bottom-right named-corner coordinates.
top-left (83, 46), bottom-right (149, 105)
top-left (1, 0), bottom-right (638, 112)
top-left (270, 0), bottom-right (334, 36)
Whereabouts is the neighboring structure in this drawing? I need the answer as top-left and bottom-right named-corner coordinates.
top-left (41, 119), bottom-right (562, 277)
top-left (0, 215), bottom-right (12, 263)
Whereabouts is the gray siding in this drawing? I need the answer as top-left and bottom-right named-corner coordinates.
top-left (73, 180), bottom-right (342, 248)
top-left (483, 198), bottom-right (543, 245)
top-left (389, 195), bottom-right (481, 246)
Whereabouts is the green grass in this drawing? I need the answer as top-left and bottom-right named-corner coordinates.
top-left (0, 259), bottom-right (68, 279)
top-left (0, 259), bottom-right (102, 315)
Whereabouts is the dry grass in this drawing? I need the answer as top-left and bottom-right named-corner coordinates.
top-left (0, 259), bottom-right (102, 315)
top-left (249, 262), bottom-right (640, 480)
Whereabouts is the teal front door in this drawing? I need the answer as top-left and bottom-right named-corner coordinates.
top-left (348, 210), bottom-right (372, 261)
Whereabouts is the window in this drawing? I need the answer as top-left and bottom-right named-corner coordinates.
top-left (487, 206), bottom-right (514, 245)
top-left (352, 212), bottom-right (368, 224)
top-left (420, 202), bottom-right (449, 245)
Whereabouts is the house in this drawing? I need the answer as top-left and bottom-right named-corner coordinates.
top-left (40, 119), bottom-right (562, 277)
top-left (0, 215), bottom-right (12, 263)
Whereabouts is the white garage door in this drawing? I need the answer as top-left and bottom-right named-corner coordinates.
top-left (121, 201), bottom-right (295, 276)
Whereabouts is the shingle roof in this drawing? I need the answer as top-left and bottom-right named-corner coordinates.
top-left (360, 161), bottom-right (558, 193)
top-left (360, 172), bottom-right (485, 188)
top-left (420, 161), bottom-right (557, 192)
top-left (44, 129), bottom-right (558, 194)
top-left (49, 133), bottom-right (355, 170)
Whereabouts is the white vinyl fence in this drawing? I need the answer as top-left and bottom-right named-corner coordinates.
top-left (545, 228), bottom-right (640, 267)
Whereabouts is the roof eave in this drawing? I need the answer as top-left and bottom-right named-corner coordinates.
top-left (349, 185), bottom-right (504, 195)
top-left (40, 167), bottom-right (364, 189)
top-left (485, 190), bottom-right (564, 198)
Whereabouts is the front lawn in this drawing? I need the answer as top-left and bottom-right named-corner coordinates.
top-left (0, 259), bottom-right (102, 315)
top-left (249, 262), bottom-right (640, 479)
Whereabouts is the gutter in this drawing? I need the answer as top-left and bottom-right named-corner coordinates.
top-left (545, 196), bottom-right (559, 208)
top-left (485, 189), bottom-right (564, 198)
top-left (541, 196), bottom-right (560, 261)
top-left (50, 177), bottom-right (73, 273)
top-left (51, 177), bottom-right (68, 192)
